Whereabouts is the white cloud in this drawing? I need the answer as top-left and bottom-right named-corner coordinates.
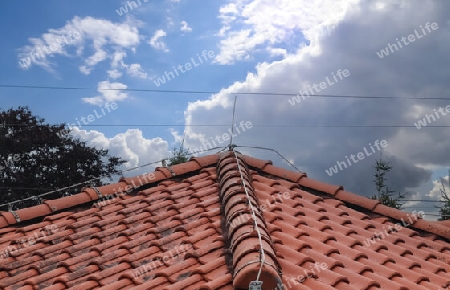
top-left (167, 17), bottom-right (175, 27)
top-left (149, 29), bottom-right (169, 52)
top-left (82, 81), bottom-right (129, 105)
top-left (180, 21), bottom-right (192, 32)
top-left (17, 16), bottom-right (140, 73)
top-left (78, 49), bottom-right (108, 75)
top-left (70, 127), bottom-right (170, 175)
top-left (107, 69), bottom-right (123, 79)
top-left (215, 0), bottom-right (357, 64)
top-left (83, 49), bottom-right (108, 70)
top-left (428, 176), bottom-right (450, 200)
top-left (178, 0), bottom-right (450, 207)
top-left (126, 63), bottom-right (148, 79)
top-left (107, 51), bottom-right (148, 79)
top-left (111, 51), bottom-right (127, 69)
top-left (267, 47), bottom-right (287, 57)
top-left (79, 65), bottom-right (91, 75)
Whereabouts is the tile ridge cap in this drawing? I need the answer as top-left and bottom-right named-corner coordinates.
top-left (217, 151), bottom-right (281, 289)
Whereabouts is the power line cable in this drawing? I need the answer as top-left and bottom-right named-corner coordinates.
top-left (401, 199), bottom-right (447, 202)
top-left (235, 145), bottom-right (302, 172)
top-left (0, 186), bottom-right (55, 191)
top-left (5, 124), bottom-right (450, 128)
top-left (0, 84), bottom-right (449, 100)
top-left (418, 213), bottom-right (450, 217)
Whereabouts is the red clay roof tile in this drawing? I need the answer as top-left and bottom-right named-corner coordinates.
top-left (242, 155), bottom-right (273, 170)
top-left (189, 155), bottom-right (218, 168)
top-left (1, 152), bottom-right (450, 289)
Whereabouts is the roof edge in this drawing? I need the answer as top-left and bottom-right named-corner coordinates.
top-left (0, 154), bottom-right (218, 229)
top-left (2, 153), bottom-right (448, 241)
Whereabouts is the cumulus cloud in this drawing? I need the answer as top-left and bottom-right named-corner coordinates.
top-left (149, 29), bottom-right (169, 52)
top-left (70, 127), bottom-right (170, 176)
top-left (215, 0), bottom-right (356, 64)
top-left (126, 63), bottom-right (148, 79)
top-left (428, 176), bottom-right (450, 200)
top-left (82, 81), bottom-right (129, 105)
top-left (180, 21), bottom-right (192, 32)
top-left (82, 49), bottom-right (108, 74)
top-left (17, 16), bottom-right (141, 73)
top-left (111, 51), bottom-right (127, 69)
top-left (175, 0), bottom-right (450, 220)
top-left (107, 69), bottom-right (123, 79)
top-left (104, 50), bottom-right (148, 79)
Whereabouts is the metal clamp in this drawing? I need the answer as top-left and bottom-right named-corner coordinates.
top-left (11, 211), bottom-right (21, 223)
top-left (249, 281), bottom-right (263, 290)
top-left (162, 160), bottom-right (176, 176)
top-left (93, 187), bottom-right (102, 198)
top-left (166, 165), bottom-right (176, 176)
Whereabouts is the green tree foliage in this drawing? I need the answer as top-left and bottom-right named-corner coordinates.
top-left (167, 144), bottom-right (190, 166)
top-left (371, 158), bottom-right (404, 210)
top-left (0, 107), bottom-right (126, 210)
top-left (437, 170), bottom-right (450, 221)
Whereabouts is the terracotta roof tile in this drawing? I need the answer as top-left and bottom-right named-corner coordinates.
top-left (190, 155), bottom-right (218, 168)
top-left (242, 155), bottom-right (273, 170)
top-left (1, 153), bottom-right (450, 289)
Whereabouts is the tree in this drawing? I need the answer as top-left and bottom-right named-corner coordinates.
top-left (371, 158), bottom-right (404, 209)
top-left (167, 142), bottom-right (190, 166)
top-left (0, 107), bottom-right (126, 210)
top-left (437, 170), bottom-right (450, 221)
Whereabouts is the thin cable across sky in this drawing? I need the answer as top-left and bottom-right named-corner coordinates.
top-left (0, 84), bottom-right (449, 100)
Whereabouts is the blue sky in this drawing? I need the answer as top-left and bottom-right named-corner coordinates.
top-left (1, 0), bottom-right (240, 139)
top-left (1, 0), bottom-right (450, 220)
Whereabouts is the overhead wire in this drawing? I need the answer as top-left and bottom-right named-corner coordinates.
top-left (5, 124), bottom-right (450, 128)
top-left (0, 86), bottom-right (448, 223)
top-left (235, 145), bottom-right (302, 172)
top-left (0, 84), bottom-right (449, 100)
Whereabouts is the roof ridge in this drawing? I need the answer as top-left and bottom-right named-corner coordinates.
top-left (242, 156), bottom-right (450, 240)
top-left (217, 151), bottom-right (281, 288)
top-left (0, 155), bottom-right (218, 229)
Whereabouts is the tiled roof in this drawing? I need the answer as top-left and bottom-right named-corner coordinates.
top-left (1, 151), bottom-right (450, 289)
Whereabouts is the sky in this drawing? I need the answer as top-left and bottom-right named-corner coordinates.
top-left (1, 0), bottom-right (449, 220)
